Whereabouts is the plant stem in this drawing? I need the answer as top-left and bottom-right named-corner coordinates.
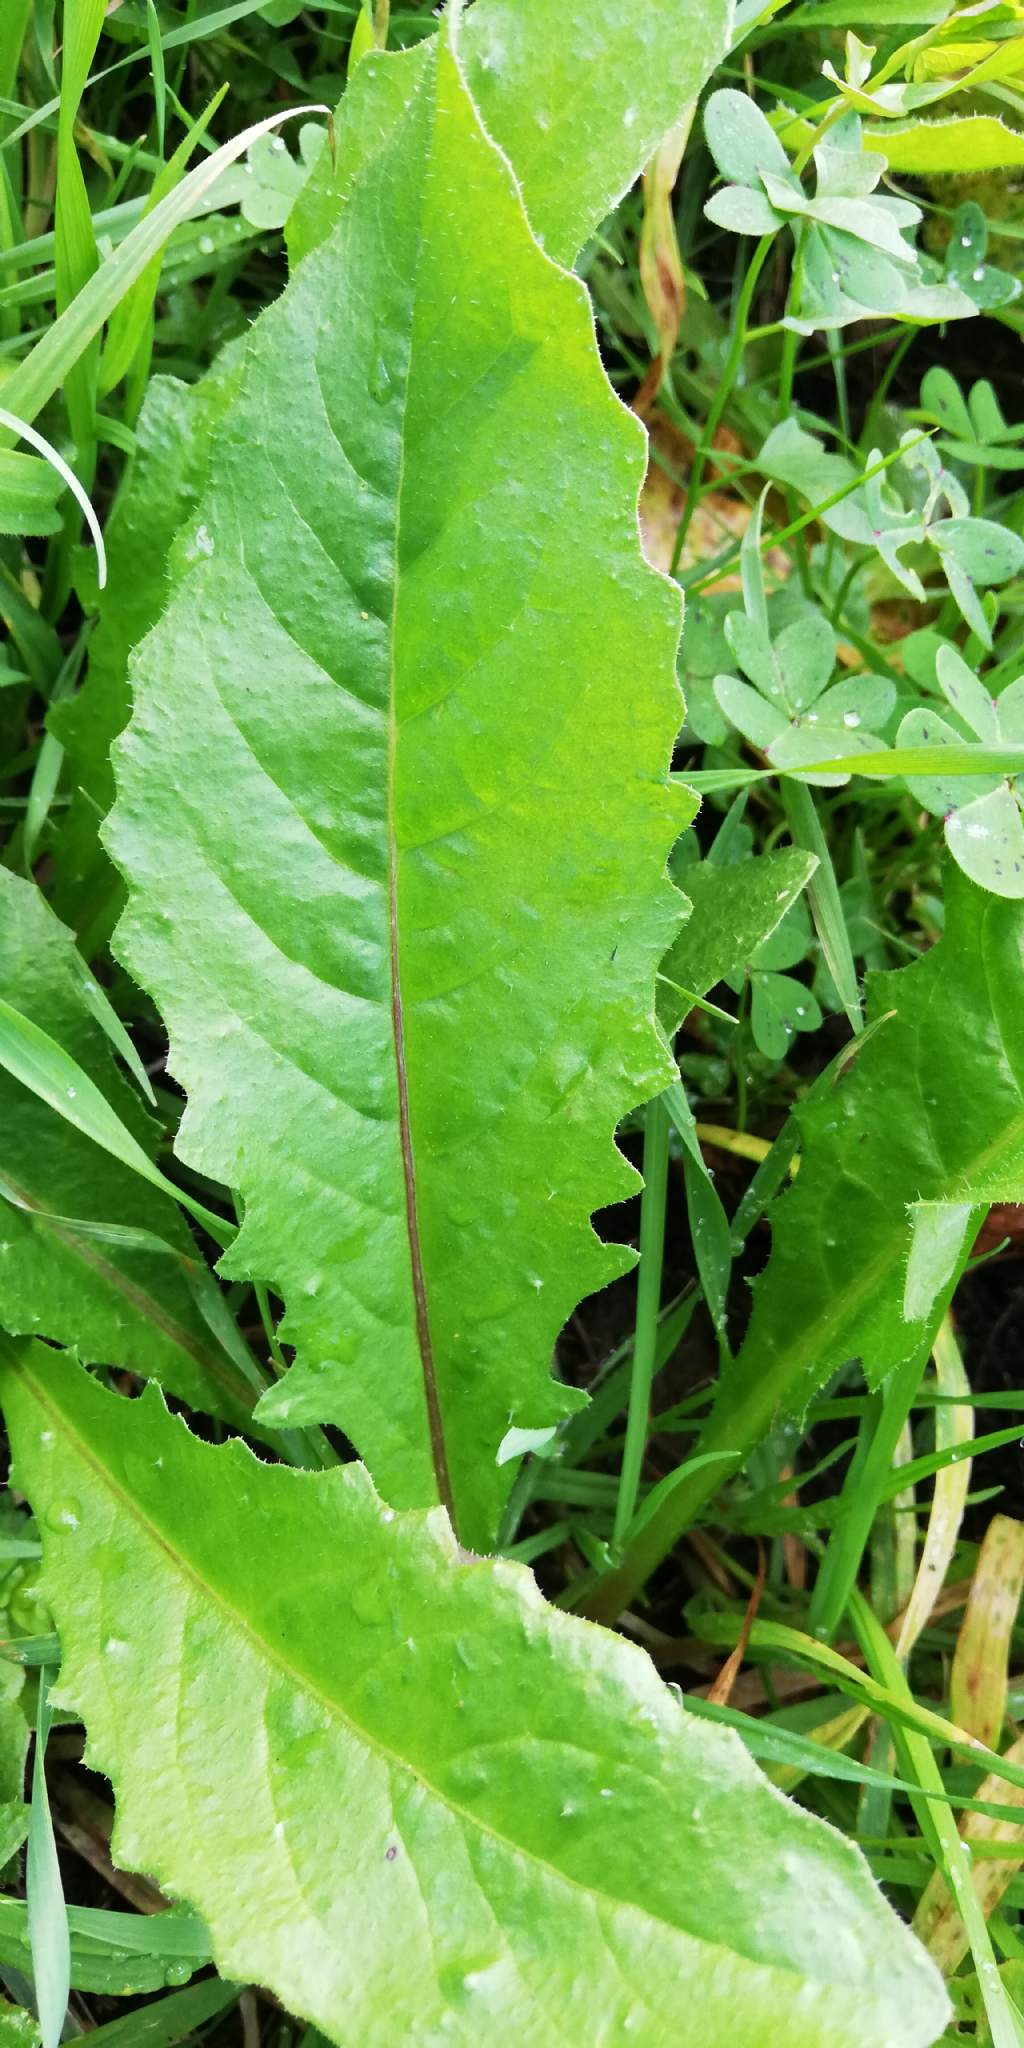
top-left (807, 1339), bottom-right (927, 1642)
top-left (669, 233), bottom-right (774, 575)
top-left (612, 1093), bottom-right (670, 1552)
top-left (781, 778), bottom-right (862, 1034)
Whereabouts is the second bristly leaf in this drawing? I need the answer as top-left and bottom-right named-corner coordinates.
top-left (2, 1344), bottom-right (949, 2048)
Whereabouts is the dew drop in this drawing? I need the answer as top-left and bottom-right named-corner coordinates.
top-left (369, 356), bottom-right (393, 403)
top-left (46, 1499), bottom-right (81, 1532)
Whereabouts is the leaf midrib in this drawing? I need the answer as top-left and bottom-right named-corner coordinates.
top-left (383, 49), bottom-right (454, 1524)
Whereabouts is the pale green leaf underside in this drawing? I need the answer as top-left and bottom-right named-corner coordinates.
top-left (2, 1348), bottom-right (949, 2048)
top-left (411, 0), bottom-right (732, 268)
top-left (106, 36), bottom-right (686, 1548)
top-left (716, 867), bottom-right (1024, 1439)
top-left (0, 872), bottom-right (254, 1427)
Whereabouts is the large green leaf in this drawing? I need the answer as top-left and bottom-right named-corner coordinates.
top-left (1, 1345), bottom-right (949, 2048)
top-left (52, 0), bottom-right (730, 943)
top-left (290, 0), bottom-right (732, 273)
top-left (589, 867), bottom-right (1024, 1616)
top-left (105, 32), bottom-right (686, 1548)
top-left (0, 871), bottom-right (255, 1427)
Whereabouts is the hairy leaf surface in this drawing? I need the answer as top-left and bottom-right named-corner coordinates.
top-left (0, 872), bottom-right (254, 1426)
top-left (1, 1346), bottom-right (949, 2048)
top-left (106, 35), bottom-right (686, 1548)
top-left (427, 0), bottom-right (732, 267)
top-left (716, 868), bottom-right (1024, 1441)
top-left (290, 0), bottom-right (733, 273)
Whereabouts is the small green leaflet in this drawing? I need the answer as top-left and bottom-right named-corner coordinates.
top-left (898, 644), bottom-right (1024, 899)
top-left (106, 31), bottom-right (687, 1548)
top-left (703, 92), bottom-right (973, 329)
top-left (0, 1345), bottom-right (950, 2048)
top-left (658, 847), bottom-right (817, 1034)
top-left (758, 419), bottom-right (1024, 650)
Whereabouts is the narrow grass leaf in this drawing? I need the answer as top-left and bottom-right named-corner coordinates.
top-left (84, 1975), bottom-right (239, 2043)
top-left (951, 1516), bottom-right (1024, 1752)
top-left (26, 1672), bottom-right (68, 2048)
top-left (0, 872), bottom-right (252, 1418)
top-left (916, 1729), bottom-right (1024, 1976)
top-left (0, 105), bottom-right (327, 433)
top-left (897, 1316), bottom-right (974, 1656)
top-left (54, 0), bottom-right (105, 458)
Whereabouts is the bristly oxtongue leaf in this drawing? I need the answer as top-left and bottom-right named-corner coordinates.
top-left (104, 30), bottom-right (687, 1549)
top-left (459, 0), bottom-right (732, 266)
top-left (2, 1346), bottom-right (949, 2048)
top-left (588, 867), bottom-right (1024, 1619)
top-left (719, 867), bottom-right (1024, 1433)
top-left (291, 0), bottom-right (733, 273)
top-left (0, 871), bottom-right (255, 1428)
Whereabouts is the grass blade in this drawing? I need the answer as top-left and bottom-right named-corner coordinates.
top-left (26, 1670), bottom-right (69, 2048)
